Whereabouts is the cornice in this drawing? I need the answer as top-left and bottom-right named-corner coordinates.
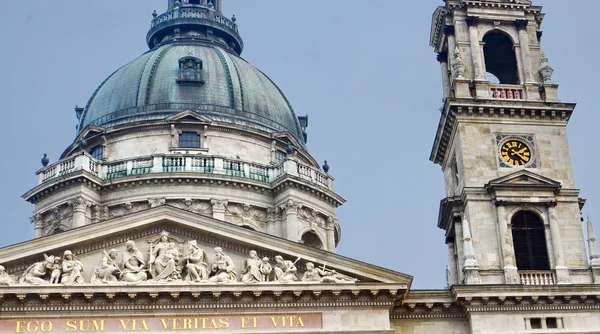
top-left (430, 100), bottom-right (575, 165)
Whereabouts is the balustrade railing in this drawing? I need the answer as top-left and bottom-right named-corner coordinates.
top-left (150, 7), bottom-right (239, 33)
top-left (519, 270), bottom-right (556, 285)
top-left (36, 154), bottom-right (333, 190)
top-left (490, 85), bottom-right (524, 100)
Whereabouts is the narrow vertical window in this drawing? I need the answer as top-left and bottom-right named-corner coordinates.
top-left (90, 145), bottom-right (103, 160)
top-left (177, 56), bottom-right (204, 86)
top-left (511, 211), bottom-right (550, 270)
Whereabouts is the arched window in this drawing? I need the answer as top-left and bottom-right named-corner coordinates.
top-left (483, 31), bottom-right (519, 85)
top-left (511, 211), bottom-right (550, 270)
top-left (301, 231), bottom-right (323, 249)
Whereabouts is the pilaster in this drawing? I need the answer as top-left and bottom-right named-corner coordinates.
top-left (71, 196), bottom-right (88, 229)
top-left (462, 218), bottom-right (481, 284)
top-left (495, 201), bottom-right (519, 284)
top-left (281, 200), bottom-right (302, 242)
top-left (325, 216), bottom-right (336, 253)
top-left (465, 17), bottom-right (485, 82)
top-left (547, 202), bottom-right (570, 284)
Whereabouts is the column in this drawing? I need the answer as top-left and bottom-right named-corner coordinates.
top-left (586, 217), bottom-right (600, 284)
top-left (71, 196), bottom-right (87, 228)
top-left (444, 25), bottom-right (457, 79)
top-left (454, 217), bottom-right (465, 283)
top-left (446, 237), bottom-right (458, 286)
top-left (437, 52), bottom-right (451, 98)
top-left (282, 200), bottom-right (301, 242)
top-left (326, 216), bottom-right (337, 253)
top-left (462, 218), bottom-right (481, 284)
top-left (516, 20), bottom-right (534, 84)
top-left (466, 17), bottom-right (485, 81)
top-left (31, 214), bottom-right (44, 238)
top-left (496, 201), bottom-right (519, 283)
top-left (547, 202), bottom-right (570, 284)
top-left (211, 199), bottom-right (228, 221)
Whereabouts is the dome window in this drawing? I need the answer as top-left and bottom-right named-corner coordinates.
top-left (177, 56), bottom-right (204, 86)
top-left (179, 132), bottom-right (201, 148)
top-left (89, 145), bottom-right (103, 160)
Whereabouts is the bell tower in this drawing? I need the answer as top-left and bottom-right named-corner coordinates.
top-left (430, 0), bottom-right (596, 286)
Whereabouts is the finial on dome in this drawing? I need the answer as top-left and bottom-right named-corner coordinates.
top-left (152, 10), bottom-right (158, 18)
top-left (41, 153), bottom-right (49, 167)
top-left (231, 15), bottom-right (236, 23)
top-left (322, 160), bottom-right (330, 173)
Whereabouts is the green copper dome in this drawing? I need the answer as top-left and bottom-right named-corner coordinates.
top-left (78, 3), bottom-right (306, 146)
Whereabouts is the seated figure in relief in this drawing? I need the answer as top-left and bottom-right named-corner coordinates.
top-left (120, 240), bottom-right (148, 284)
top-left (61, 250), bottom-right (85, 285)
top-left (274, 255), bottom-right (299, 283)
top-left (209, 247), bottom-right (237, 283)
top-left (184, 240), bottom-right (209, 282)
top-left (241, 250), bottom-right (263, 283)
top-left (19, 254), bottom-right (56, 285)
top-left (0, 265), bottom-right (16, 286)
top-left (301, 262), bottom-right (358, 284)
top-left (149, 231), bottom-right (182, 282)
top-left (91, 249), bottom-right (121, 284)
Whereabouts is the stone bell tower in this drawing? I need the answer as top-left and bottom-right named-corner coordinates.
top-left (429, 0), bottom-right (595, 286)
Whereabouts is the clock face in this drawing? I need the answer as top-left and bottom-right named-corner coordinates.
top-left (500, 140), bottom-right (532, 166)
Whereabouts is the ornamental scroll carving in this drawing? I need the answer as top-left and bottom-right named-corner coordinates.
top-left (9, 230), bottom-right (358, 286)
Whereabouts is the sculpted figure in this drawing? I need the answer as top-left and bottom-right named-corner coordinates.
top-left (149, 231), bottom-right (182, 282)
top-left (209, 247), bottom-right (237, 283)
top-left (20, 254), bottom-right (55, 285)
top-left (184, 240), bottom-right (209, 282)
top-left (260, 257), bottom-right (273, 282)
top-left (49, 257), bottom-right (62, 284)
top-left (302, 262), bottom-right (358, 284)
top-left (91, 249), bottom-right (120, 284)
top-left (121, 240), bottom-right (148, 284)
top-left (273, 255), bottom-right (299, 283)
top-left (0, 265), bottom-right (15, 286)
top-left (61, 250), bottom-right (85, 285)
top-left (241, 250), bottom-right (263, 283)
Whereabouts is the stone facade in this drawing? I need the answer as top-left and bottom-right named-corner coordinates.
top-left (0, 0), bottom-right (599, 333)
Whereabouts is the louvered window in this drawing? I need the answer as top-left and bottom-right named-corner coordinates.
top-left (511, 211), bottom-right (550, 270)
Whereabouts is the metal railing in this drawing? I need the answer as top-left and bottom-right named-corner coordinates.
top-left (36, 154), bottom-right (333, 190)
top-left (519, 270), bottom-right (556, 285)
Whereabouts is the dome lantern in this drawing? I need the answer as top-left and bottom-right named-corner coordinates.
top-left (148, 0), bottom-right (242, 54)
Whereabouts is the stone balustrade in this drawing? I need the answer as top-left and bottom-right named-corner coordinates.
top-left (490, 84), bottom-right (524, 100)
top-left (519, 270), bottom-right (556, 285)
top-left (150, 7), bottom-right (238, 33)
top-left (36, 154), bottom-right (333, 190)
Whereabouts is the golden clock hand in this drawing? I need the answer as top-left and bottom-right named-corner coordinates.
top-left (510, 149), bottom-right (527, 161)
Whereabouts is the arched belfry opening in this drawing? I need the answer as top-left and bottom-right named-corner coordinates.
top-left (511, 211), bottom-right (550, 270)
top-left (483, 31), bottom-right (519, 84)
top-left (301, 231), bottom-right (324, 250)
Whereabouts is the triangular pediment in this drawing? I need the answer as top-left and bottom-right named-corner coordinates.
top-left (486, 170), bottom-right (561, 191)
top-left (0, 206), bottom-right (411, 289)
top-left (166, 110), bottom-right (213, 123)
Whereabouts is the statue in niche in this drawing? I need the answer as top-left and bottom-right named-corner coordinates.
top-left (260, 257), bottom-right (273, 282)
top-left (241, 250), bottom-right (263, 283)
top-left (121, 240), bottom-right (148, 284)
top-left (539, 52), bottom-right (554, 84)
top-left (91, 249), bottom-right (121, 284)
top-left (149, 231), bottom-right (182, 282)
top-left (184, 240), bottom-right (210, 282)
top-left (451, 46), bottom-right (466, 80)
top-left (49, 257), bottom-right (63, 284)
top-left (274, 255), bottom-right (299, 283)
top-left (60, 250), bottom-right (85, 285)
top-left (209, 247), bottom-right (237, 283)
top-left (0, 265), bottom-right (16, 286)
top-left (20, 254), bottom-right (56, 285)
top-left (301, 262), bottom-right (358, 284)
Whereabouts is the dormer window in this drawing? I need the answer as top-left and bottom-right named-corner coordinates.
top-left (177, 56), bottom-right (204, 86)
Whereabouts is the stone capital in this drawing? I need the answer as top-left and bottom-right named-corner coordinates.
top-left (515, 19), bottom-right (529, 30)
top-left (443, 25), bottom-right (455, 36)
top-left (437, 51), bottom-right (448, 63)
top-left (70, 196), bottom-right (87, 213)
top-left (281, 199), bottom-right (302, 215)
top-left (466, 16), bottom-right (479, 27)
top-left (494, 200), bottom-right (508, 207)
top-left (148, 197), bottom-right (166, 208)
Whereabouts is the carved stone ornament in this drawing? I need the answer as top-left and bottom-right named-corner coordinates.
top-left (148, 197), bottom-right (166, 208)
top-left (60, 250), bottom-right (85, 285)
top-left (451, 46), bottom-right (466, 80)
top-left (91, 249), bottom-right (121, 285)
top-left (0, 265), bottom-right (16, 286)
top-left (301, 262), bottom-right (358, 284)
top-left (273, 255), bottom-right (300, 283)
top-left (149, 231), bottom-right (183, 282)
top-left (211, 199), bottom-right (228, 211)
top-left (121, 240), bottom-right (148, 284)
top-left (19, 254), bottom-right (59, 285)
top-left (209, 247), bottom-right (237, 283)
top-left (183, 240), bottom-right (210, 282)
top-left (539, 52), bottom-right (554, 84)
top-left (241, 250), bottom-right (264, 283)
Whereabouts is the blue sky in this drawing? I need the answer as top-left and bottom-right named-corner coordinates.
top-left (0, 0), bottom-right (598, 289)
